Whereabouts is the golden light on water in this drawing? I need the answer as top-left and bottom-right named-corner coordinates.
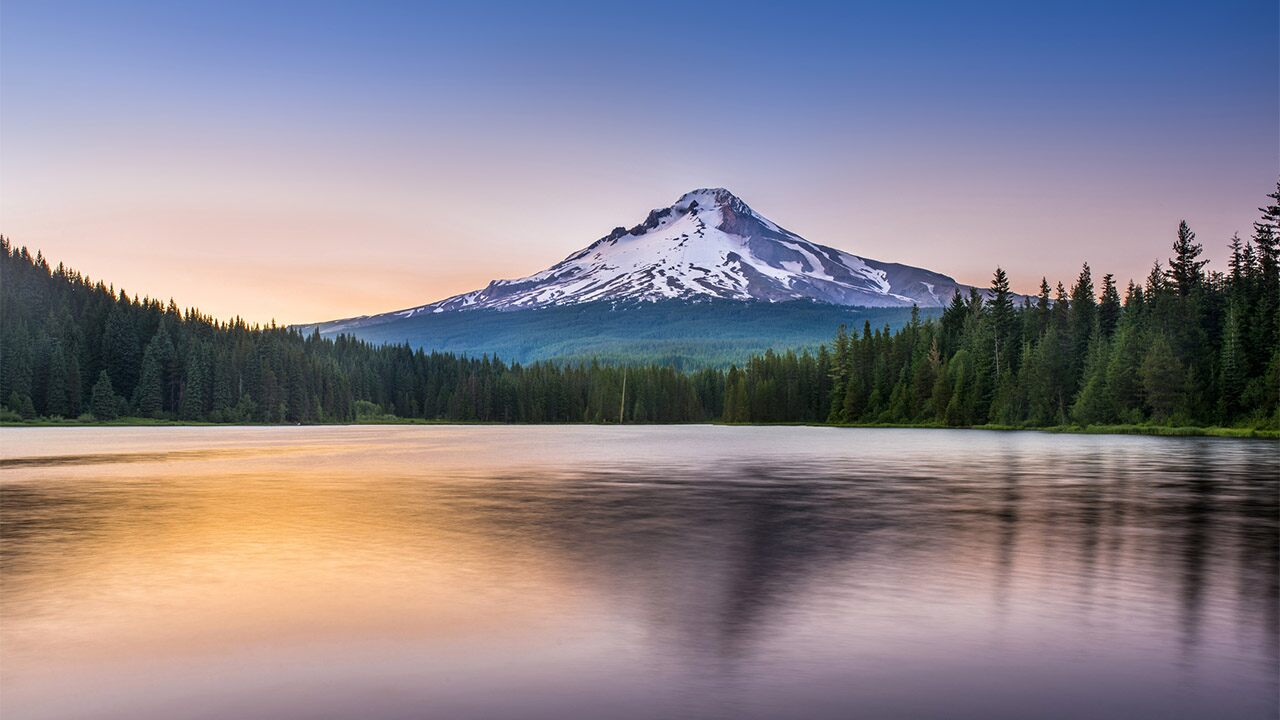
top-left (2, 426), bottom-right (1276, 719)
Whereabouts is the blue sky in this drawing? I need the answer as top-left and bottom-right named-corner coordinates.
top-left (3, 1), bottom-right (1276, 322)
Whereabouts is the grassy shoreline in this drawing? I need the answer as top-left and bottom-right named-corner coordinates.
top-left (760, 421), bottom-right (1279, 439)
top-left (2, 417), bottom-right (1276, 439)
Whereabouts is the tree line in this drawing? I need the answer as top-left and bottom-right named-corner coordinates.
top-left (2, 183), bottom-right (1276, 429)
top-left (726, 183), bottom-right (1279, 428)
top-left (0, 237), bottom-right (723, 424)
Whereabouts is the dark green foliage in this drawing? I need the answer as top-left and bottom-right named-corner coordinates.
top-left (43, 340), bottom-right (70, 417)
top-left (1168, 221), bottom-right (1207, 297)
top-left (101, 305), bottom-right (140, 400)
top-left (988, 267), bottom-right (1017, 378)
top-left (1098, 273), bottom-right (1121, 338)
top-left (90, 371), bottom-right (119, 420)
top-left (1218, 303), bottom-right (1246, 419)
top-left (8, 390), bottom-right (35, 419)
top-left (0, 238), bottom-right (729, 424)
top-left (2, 180), bottom-right (1277, 429)
top-left (1067, 263), bottom-right (1097, 396)
top-left (180, 343), bottom-right (211, 420)
top-left (1140, 336), bottom-right (1185, 421)
top-left (1071, 335), bottom-right (1112, 425)
top-left (743, 184), bottom-right (1280, 430)
top-left (133, 323), bottom-right (175, 417)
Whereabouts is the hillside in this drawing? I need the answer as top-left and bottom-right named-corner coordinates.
top-left (301, 300), bottom-right (927, 368)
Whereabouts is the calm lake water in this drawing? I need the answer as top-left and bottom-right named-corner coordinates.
top-left (1, 426), bottom-right (1276, 719)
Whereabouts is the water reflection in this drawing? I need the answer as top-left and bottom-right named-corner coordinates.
top-left (993, 460), bottom-right (1019, 612)
top-left (1, 426), bottom-right (1276, 720)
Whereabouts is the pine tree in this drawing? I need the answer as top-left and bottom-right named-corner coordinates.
top-left (1034, 278), bottom-right (1052, 337)
top-left (1069, 263), bottom-right (1097, 355)
top-left (101, 305), bottom-right (141, 399)
top-left (143, 322), bottom-right (178, 412)
top-left (1104, 323), bottom-right (1144, 422)
top-left (44, 341), bottom-right (70, 417)
top-left (1218, 303), bottom-right (1246, 421)
top-left (0, 320), bottom-right (33, 406)
top-left (988, 267), bottom-right (1015, 378)
top-left (1167, 221), bottom-right (1207, 297)
top-left (1097, 273), bottom-right (1121, 338)
top-left (1071, 332), bottom-right (1113, 425)
top-left (210, 358), bottom-right (236, 421)
top-left (1140, 336), bottom-right (1184, 421)
top-left (90, 371), bottom-right (119, 420)
top-left (912, 337), bottom-right (940, 421)
top-left (133, 333), bottom-right (168, 417)
top-left (1145, 261), bottom-right (1167, 296)
top-left (1228, 233), bottom-right (1246, 286)
top-left (827, 325), bottom-right (850, 422)
top-left (940, 291), bottom-right (968, 356)
top-left (180, 345), bottom-right (211, 421)
top-left (65, 352), bottom-right (81, 417)
top-left (942, 349), bottom-right (973, 425)
top-left (8, 391), bottom-right (36, 419)
top-left (1249, 184), bottom-right (1279, 384)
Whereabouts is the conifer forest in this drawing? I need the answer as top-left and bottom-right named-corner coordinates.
top-left (3, 183), bottom-right (1277, 431)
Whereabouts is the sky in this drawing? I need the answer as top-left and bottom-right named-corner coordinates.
top-left (3, 0), bottom-right (1277, 324)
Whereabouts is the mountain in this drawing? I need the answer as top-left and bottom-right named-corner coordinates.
top-left (389, 188), bottom-right (974, 320)
top-left (303, 188), bottom-right (997, 364)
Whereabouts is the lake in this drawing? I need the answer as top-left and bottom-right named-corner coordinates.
top-left (1, 426), bottom-right (1276, 719)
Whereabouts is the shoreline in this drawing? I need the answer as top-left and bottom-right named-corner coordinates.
top-left (2, 418), bottom-right (1276, 440)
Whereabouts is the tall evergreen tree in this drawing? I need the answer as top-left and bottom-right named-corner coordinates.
top-left (44, 341), bottom-right (70, 417)
top-left (101, 305), bottom-right (141, 399)
top-left (132, 326), bottom-right (174, 417)
top-left (1218, 303), bottom-right (1246, 421)
top-left (90, 371), bottom-right (120, 420)
top-left (1071, 332), bottom-right (1113, 425)
top-left (988, 267), bottom-right (1015, 378)
top-left (1167, 221), bottom-right (1207, 297)
top-left (1140, 336), bottom-right (1184, 421)
top-left (1097, 273), bottom-right (1121, 338)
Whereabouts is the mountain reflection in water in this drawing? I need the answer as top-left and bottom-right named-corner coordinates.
top-left (1, 426), bottom-right (1276, 720)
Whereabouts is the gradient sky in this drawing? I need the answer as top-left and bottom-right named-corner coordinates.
top-left (3, 0), bottom-right (1277, 324)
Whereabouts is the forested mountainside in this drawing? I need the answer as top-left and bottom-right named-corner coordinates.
top-left (2, 182), bottom-right (1276, 429)
top-left (298, 300), bottom-right (925, 369)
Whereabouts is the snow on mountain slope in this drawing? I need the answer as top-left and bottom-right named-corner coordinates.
top-left (383, 188), bottom-right (978, 319)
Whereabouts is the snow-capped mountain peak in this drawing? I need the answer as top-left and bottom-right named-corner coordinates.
top-left (394, 188), bottom-right (982, 317)
top-left (675, 187), bottom-right (750, 211)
